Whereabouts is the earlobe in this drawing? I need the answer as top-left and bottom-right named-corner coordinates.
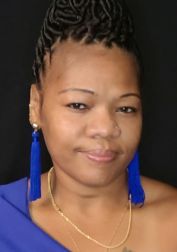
top-left (29, 84), bottom-right (42, 126)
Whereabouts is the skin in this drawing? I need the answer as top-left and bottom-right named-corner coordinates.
top-left (29, 40), bottom-right (177, 252)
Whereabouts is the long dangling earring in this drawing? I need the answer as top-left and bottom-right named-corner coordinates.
top-left (29, 123), bottom-right (41, 201)
top-left (128, 151), bottom-right (145, 205)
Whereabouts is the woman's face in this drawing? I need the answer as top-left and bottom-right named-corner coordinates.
top-left (30, 41), bottom-right (142, 187)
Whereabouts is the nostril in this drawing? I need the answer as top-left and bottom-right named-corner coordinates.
top-left (86, 116), bottom-right (121, 139)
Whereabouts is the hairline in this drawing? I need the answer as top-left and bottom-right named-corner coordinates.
top-left (36, 38), bottom-right (142, 90)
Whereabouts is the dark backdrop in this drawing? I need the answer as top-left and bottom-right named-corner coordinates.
top-left (0, 0), bottom-right (177, 186)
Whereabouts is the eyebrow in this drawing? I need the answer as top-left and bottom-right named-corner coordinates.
top-left (120, 93), bottom-right (141, 99)
top-left (58, 88), bottom-right (95, 95)
top-left (58, 88), bottom-right (141, 99)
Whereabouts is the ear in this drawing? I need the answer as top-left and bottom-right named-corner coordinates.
top-left (29, 84), bottom-right (42, 127)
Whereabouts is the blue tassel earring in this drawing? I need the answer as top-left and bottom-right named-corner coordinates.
top-left (29, 123), bottom-right (41, 201)
top-left (128, 151), bottom-right (145, 205)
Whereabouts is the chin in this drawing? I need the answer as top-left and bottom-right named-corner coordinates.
top-left (75, 170), bottom-right (122, 188)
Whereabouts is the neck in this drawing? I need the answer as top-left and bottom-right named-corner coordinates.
top-left (49, 165), bottom-right (128, 217)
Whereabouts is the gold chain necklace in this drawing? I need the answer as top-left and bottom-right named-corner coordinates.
top-left (48, 167), bottom-right (132, 250)
top-left (66, 196), bottom-right (128, 252)
top-left (63, 224), bottom-right (81, 252)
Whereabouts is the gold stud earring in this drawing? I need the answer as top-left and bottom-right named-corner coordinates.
top-left (32, 123), bottom-right (40, 131)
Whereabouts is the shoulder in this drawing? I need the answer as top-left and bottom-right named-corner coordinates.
top-left (142, 176), bottom-right (177, 206)
top-left (141, 176), bottom-right (177, 234)
top-left (0, 177), bottom-right (29, 215)
top-left (0, 177), bottom-right (28, 199)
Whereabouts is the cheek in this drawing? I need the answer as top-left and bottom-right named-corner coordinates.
top-left (120, 116), bottom-right (142, 148)
top-left (39, 103), bottom-right (82, 154)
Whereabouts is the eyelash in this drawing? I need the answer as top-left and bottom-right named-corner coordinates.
top-left (66, 103), bottom-right (88, 111)
top-left (66, 103), bottom-right (137, 113)
top-left (117, 106), bottom-right (138, 113)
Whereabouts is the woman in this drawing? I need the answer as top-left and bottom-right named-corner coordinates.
top-left (0, 0), bottom-right (177, 251)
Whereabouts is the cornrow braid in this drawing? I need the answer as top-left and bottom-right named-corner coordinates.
top-left (33, 0), bottom-right (141, 85)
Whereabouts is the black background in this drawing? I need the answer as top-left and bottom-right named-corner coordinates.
top-left (0, 1), bottom-right (177, 186)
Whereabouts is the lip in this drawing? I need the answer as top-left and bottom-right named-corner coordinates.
top-left (80, 149), bottom-right (117, 163)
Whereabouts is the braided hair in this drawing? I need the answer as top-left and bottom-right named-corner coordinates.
top-left (33, 0), bottom-right (141, 85)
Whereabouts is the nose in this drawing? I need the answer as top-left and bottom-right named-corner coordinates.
top-left (86, 108), bottom-right (121, 139)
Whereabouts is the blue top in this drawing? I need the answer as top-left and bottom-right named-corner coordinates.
top-left (0, 178), bottom-right (69, 252)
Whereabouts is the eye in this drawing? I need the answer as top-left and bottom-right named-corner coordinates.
top-left (117, 106), bottom-right (137, 113)
top-left (66, 103), bottom-right (88, 111)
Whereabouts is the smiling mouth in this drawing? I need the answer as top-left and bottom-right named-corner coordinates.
top-left (80, 150), bottom-right (117, 163)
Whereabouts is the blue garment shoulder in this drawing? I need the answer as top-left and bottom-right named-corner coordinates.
top-left (0, 177), bottom-right (29, 217)
top-left (0, 178), bottom-right (70, 251)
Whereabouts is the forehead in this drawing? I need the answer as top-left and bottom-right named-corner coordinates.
top-left (41, 40), bottom-right (139, 89)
